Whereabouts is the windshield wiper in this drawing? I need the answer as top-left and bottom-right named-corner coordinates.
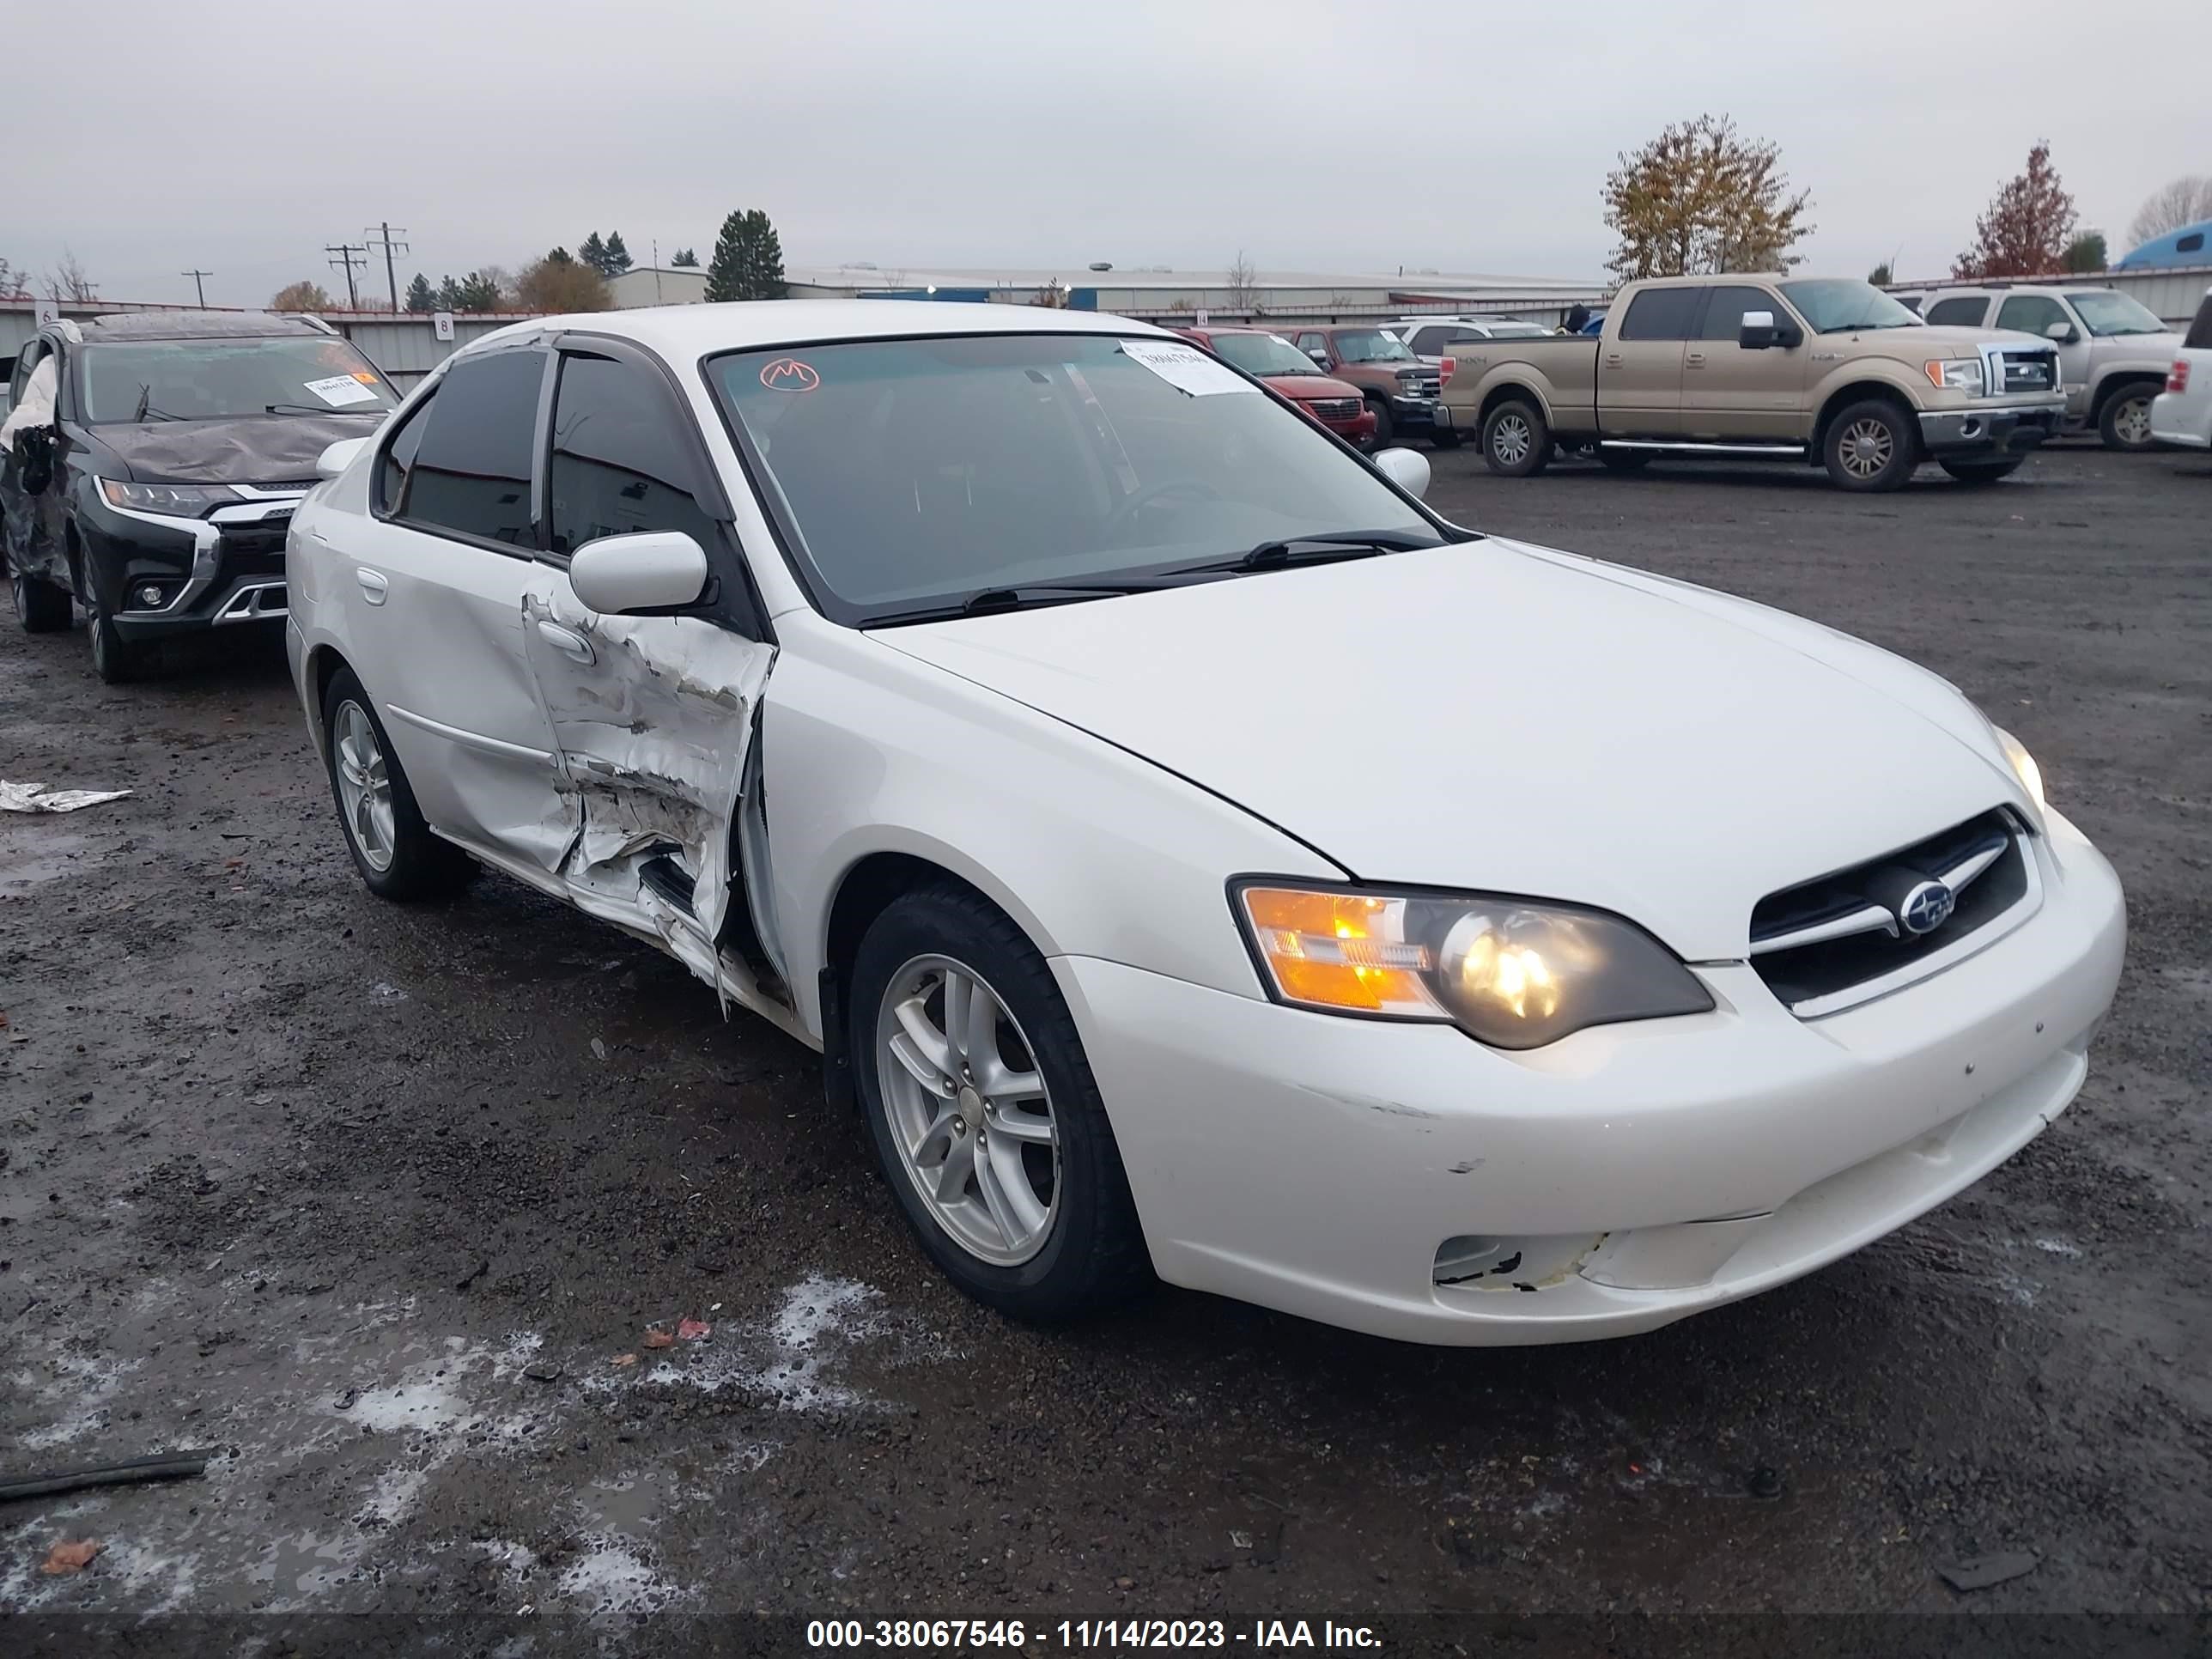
top-left (1191, 531), bottom-right (1441, 574)
top-left (264, 402), bottom-right (353, 416)
top-left (132, 385), bottom-right (184, 422)
top-left (864, 580), bottom-right (1179, 627)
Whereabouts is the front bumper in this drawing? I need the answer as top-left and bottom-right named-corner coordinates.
top-left (1055, 809), bottom-right (2124, 1345)
top-left (1388, 393), bottom-right (1443, 428)
top-left (80, 490), bottom-right (301, 641)
top-left (1917, 398), bottom-right (2065, 457)
top-left (1318, 406), bottom-right (1379, 447)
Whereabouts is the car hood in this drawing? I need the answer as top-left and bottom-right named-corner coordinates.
top-left (88, 413), bottom-right (387, 486)
top-left (874, 540), bottom-right (2027, 960)
top-left (1262, 372), bottom-right (1364, 400)
top-left (1890, 324), bottom-right (2042, 355)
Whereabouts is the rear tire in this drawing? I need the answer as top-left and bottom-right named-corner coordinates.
top-left (1822, 398), bottom-right (1917, 491)
top-left (1365, 398), bottom-right (1395, 448)
top-left (9, 559), bottom-right (71, 634)
top-left (849, 882), bottom-right (1151, 1323)
top-left (1430, 427), bottom-right (1463, 450)
top-left (1481, 398), bottom-right (1552, 477)
top-left (1939, 459), bottom-right (2022, 484)
top-left (1595, 448), bottom-right (1654, 472)
top-left (2097, 383), bottom-right (2158, 452)
top-left (319, 665), bottom-right (474, 901)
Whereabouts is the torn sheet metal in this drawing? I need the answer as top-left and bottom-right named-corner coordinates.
top-left (85, 413), bottom-right (387, 486)
top-left (518, 570), bottom-right (776, 1010)
top-left (1, 781), bottom-right (133, 814)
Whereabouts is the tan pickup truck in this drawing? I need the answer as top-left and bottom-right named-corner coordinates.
top-left (1437, 276), bottom-right (2067, 490)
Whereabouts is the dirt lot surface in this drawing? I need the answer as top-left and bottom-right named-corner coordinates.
top-left (3, 441), bottom-right (2207, 1650)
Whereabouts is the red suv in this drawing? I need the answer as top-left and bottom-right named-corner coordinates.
top-left (1176, 326), bottom-right (1378, 448)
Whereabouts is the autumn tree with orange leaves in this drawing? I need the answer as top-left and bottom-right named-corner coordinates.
top-left (1954, 143), bottom-right (2077, 278)
top-left (1601, 115), bottom-right (1814, 283)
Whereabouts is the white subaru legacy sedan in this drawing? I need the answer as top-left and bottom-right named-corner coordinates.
top-left (286, 301), bottom-right (2124, 1345)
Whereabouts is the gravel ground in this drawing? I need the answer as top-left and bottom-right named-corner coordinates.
top-left (2, 439), bottom-right (2206, 1648)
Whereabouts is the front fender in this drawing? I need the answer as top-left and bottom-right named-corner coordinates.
top-left (760, 620), bottom-right (1344, 1040)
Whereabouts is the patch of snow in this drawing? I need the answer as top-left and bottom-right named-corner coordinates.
top-left (17, 1352), bottom-right (146, 1449)
top-left (2033, 1237), bottom-right (2082, 1257)
top-left (556, 1536), bottom-right (686, 1616)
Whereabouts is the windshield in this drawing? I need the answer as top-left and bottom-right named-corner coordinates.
top-left (77, 336), bottom-right (398, 423)
top-left (1777, 280), bottom-right (1924, 334)
top-left (709, 334), bottom-right (1441, 623)
top-left (2066, 292), bottom-right (2168, 337)
top-left (1332, 329), bottom-right (1416, 363)
top-left (1203, 331), bottom-right (1322, 377)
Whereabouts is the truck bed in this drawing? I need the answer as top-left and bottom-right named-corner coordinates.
top-left (1439, 335), bottom-right (1601, 429)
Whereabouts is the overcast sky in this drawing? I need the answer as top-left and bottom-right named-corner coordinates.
top-left (13, 0), bottom-right (2208, 307)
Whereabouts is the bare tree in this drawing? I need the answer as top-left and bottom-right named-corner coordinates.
top-left (0, 255), bottom-right (27, 299)
top-left (45, 247), bottom-right (97, 303)
top-left (1030, 277), bottom-right (1070, 309)
top-left (2128, 175), bottom-right (2212, 246)
top-left (1224, 250), bottom-right (1260, 313)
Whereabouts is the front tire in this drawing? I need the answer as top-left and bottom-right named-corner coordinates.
top-left (1939, 458), bottom-right (2023, 484)
top-left (82, 583), bottom-right (149, 683)
top-left (2098, 384), bottom-right (2158, 452)
top-left (1481, 398), bottom-right (1552, 477)
top-left (319, 666), bottom-right (473, 901)
top-left (1430, 426), bottom-right (1463, 450)
top-left (1365, 398), bottom-right (1395, 448)
top-left (1822, 398), bottom-right (1917, 491)
top-left (9, 559), bottom-right (71, 634)
top-left (850, 883), bottom-right (1150, 1322)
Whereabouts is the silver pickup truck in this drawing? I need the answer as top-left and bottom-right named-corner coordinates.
top-left (1436, 275), bottom-right (2067, 490)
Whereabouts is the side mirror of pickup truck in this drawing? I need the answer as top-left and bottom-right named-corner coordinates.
top-left (1739, 310), bottom-right (1780, 350)
top-left (2045, 322), bottom-right (2080, 344)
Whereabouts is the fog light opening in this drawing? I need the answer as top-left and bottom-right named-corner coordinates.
top-left (137, 584), bottom-right (167, 608)
top-left (1433, 1236), bottom-right (1513, 1285)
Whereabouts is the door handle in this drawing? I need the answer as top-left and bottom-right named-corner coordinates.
top-left (355, 568), bottom-right (388, 605)
top-left (535, 620), bottom-right (594, 665)
top-left (1685, 352), bottom-right (1707, 368)
top-left (1605, 353), bottom-right (1623, 367)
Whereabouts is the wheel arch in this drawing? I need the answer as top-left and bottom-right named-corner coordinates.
top-left (2089, 369), bottom-right (2164, 416)
top-left (1812, 378), bottom-right (1920, 457)
top-left (301, 641), bottom-right (356, 760)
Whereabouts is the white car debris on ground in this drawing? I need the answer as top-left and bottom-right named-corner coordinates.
top-left (283, 299), bottom-right (2124, 1346)
top-left (0, 781), bottom-right (132, 813)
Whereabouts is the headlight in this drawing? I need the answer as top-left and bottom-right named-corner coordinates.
top-left (99, 479), bottom-right (242, 515)
top-left (1993, 726), bottom-right (2045, 809)
top-left (1923, 358), bottom-right (1986, 394)
top-left (1233, 883), bottom-right (1714, 1049)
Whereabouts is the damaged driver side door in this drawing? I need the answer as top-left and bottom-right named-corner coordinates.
top-left (518, 341), bottom-right (777, 998)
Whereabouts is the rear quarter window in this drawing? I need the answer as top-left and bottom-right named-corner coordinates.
top-left (2187, 294), bottom-right (2212, 351)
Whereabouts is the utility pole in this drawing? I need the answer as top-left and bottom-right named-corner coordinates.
top-left (364, 222), bottom-right (410, 313)
top-left (325, 242), bottom-right (368, 308)
top-left (180, 268), bottom-right (211, 307)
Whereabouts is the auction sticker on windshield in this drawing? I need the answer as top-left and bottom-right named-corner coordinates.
top-left (301, 374), bottom-right (381, 409)
top-left (1119, 339), bottom-right (1259, 398)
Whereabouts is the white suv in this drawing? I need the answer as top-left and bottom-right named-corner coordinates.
top-left (2150, 286), bottom-right (2212, 450)
top-left (1899, 283), bottom-right (2180, 450)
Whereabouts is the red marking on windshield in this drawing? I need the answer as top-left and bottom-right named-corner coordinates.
top-left (759, 358), bottom-right (820, 392)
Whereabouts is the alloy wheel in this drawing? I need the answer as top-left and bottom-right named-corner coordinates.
top-left (1838, 417), bottom-right (1894, 479)
top-left (331, 701), bottom-right (398, 873)
top-left (2113, 396), bottom-right (2153, 448)
top-left (1492, 414), bottom-right (1533, 466)
top-left (874, 953), bottom-right (1060, 1267)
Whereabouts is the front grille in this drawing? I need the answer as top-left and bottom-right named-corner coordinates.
top-left (1998, 349), bottom-right (2057, 392)
top-left (1309, 398), bottom-right (1361, 422)
top-left (217, 522), bottom-right (289, 571)
top-left (1749, 809), bottom-right (2033, 1014)
top-left (1401, 374), bottom-right (1441, 399)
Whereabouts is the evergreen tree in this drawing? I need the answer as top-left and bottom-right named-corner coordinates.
top-left (456, 270), bottom-right (503, 311)
top-left (705, 209), bottom-right (787, 302)
top-left (545, 246), bottom-right (575, 266)
top-left (405, 272), bottom-right (436, 313)
top-left (436, 274), bottom-right (464, 310)
top-left (579, 232), bottom-right (610, 276)
top-left (605, 231), bottom-right (633, 273)
top-left (671, 247), bottom-right (699, 268)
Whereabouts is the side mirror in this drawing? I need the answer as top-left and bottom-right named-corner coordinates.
top-left (1306, 347), bottom-right (1329, 364)
top-left (2045, 322), bottom-right (2080, 344)
top-left (1373, 446), bottom-right (1431, 500)
top-left (568, 530), bottom-right (709, 615)
top-left (1739, 309), bottom-right (1779, 349)
top-left (315, 437), bottom-right (369, 481)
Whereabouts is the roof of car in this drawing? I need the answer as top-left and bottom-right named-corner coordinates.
top-left (460, 299), bottom-right (1176, 363)
top-left (75, 310), bottom-right (335, 343)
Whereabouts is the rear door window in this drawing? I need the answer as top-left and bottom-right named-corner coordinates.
top-left (546, 352), bottom-right (721, 556)
top-left (2185, 293), bottom-right (2212, 350)
top-left (1925, 295), bottom-right (1992, 327)
top-left (397, 349), bottom-right (546, 548)
top-left (1617, 289), bottom-right (1701, 341)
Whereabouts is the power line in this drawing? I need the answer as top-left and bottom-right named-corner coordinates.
top-left (365, 222), bottom-right (410, 313)
top-left (179, 268), bottom-right (211, 307)
top-left (325, 242), bottom-right (368, 309)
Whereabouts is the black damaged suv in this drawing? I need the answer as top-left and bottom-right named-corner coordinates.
top-left (3, 311), bottom-right (398, 681)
